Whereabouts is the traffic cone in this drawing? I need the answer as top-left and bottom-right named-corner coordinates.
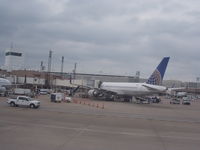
top-left (102, 103), bottom-right (104, 109)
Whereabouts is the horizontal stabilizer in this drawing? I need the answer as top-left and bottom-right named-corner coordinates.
top-left (142, 84), bottom-right (160, 91)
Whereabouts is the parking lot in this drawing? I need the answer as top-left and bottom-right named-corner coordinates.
top-left (1, 95), bottom-right (200, 150)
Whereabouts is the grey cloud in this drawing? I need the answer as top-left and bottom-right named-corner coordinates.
top-left (0, 0), bottom-right (200, 81)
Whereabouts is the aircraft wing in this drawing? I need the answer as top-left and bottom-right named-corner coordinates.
top-left (142, 84), bottom-right (158, 91)
top-left (168, 87), bottom-right (186, 91)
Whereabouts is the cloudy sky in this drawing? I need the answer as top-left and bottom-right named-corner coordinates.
top-left (0, 0), bottom-right (200, 81)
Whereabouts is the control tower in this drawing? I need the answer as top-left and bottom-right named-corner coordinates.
top-left (4, 47), bottom-right (24, 72)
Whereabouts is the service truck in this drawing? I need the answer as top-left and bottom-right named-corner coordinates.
top-left (7, 96), bottom-right (40, 108)
top-left (14, 88), bottom-right (31, 95)
top-left (50, 93), bottom-right (63, 103)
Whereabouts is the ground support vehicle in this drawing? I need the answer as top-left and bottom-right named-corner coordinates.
top-left (50, 93), bottom-right (63, 103)
top-left (182, 97), bottom-right (191, 105)
top-left (170, 98), bottom-right (180, 104)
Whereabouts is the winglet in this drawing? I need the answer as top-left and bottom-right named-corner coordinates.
top-left (146, 57), bottom-right (170, 85)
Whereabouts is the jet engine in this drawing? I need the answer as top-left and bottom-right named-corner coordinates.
top-left (88, 89), bottom-right (100, 97)
top-left (0, 87), bottom-right (6, 92)
top-left (0, 87), bottom-right (6, 96)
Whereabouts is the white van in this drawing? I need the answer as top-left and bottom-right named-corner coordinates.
top-left (50, 93), bottom-right (64, 103)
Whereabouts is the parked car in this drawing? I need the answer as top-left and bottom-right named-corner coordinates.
top-left (170, 98), bottom-right (180, 104)
top-left (182, 97), bottom-right (191, 105)
top-left (7, 96), bottom-right (40, 108)
top-left (39, 89), bottom-right (49, 95)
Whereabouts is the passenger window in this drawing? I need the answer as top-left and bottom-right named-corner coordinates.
top-left (18, 97), bottom-right (23, 100)
top-left (19, 97), bottom-right (26, 101)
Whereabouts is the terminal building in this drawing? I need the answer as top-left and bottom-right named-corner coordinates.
top-left (0, 69), bottom-right (200, 95)
top-left (0, 69), bottom-right (199, 88)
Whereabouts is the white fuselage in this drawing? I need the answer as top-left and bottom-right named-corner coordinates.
top-left (101, 82), bottom-right (167, 96)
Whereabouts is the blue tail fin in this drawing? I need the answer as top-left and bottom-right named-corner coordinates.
top-left (146, 57), bottom-right (170, 85)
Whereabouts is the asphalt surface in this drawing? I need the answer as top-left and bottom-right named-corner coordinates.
top-left (1, 95), bottom-right (200, 150)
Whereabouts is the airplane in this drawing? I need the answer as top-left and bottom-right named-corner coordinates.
top-left (87, 57), bottom-right (170, 101)
top-left (0, 78), bottom-right (11, 96)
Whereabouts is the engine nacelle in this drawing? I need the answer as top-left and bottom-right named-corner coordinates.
top-left (0, 87), bottom-right (6, 92)
top-left (0, 87), bottom-right (6, 96)
top-left (88, 89), bottom-right (99, 97)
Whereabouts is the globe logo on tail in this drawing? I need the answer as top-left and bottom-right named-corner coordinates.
top-left (147, 69), bottom-right (162, 85)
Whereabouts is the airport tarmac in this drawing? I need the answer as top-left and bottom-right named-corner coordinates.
top-left (0, 95), bottom-right (200, 150)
